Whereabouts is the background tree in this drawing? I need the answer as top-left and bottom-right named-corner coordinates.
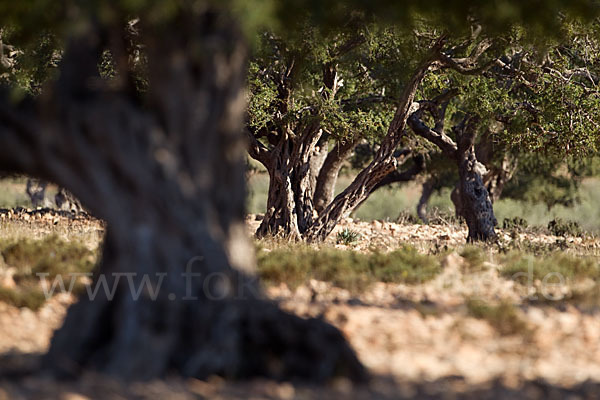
top-left (404, 20), bottom-right (600, 240)
top-left (248, 4), bottom-right (600, 242)
top-left (246, 22), bottom-right (422, 239)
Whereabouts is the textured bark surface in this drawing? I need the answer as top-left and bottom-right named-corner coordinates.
top-left (456, 119), bottom-right (498, 242)
top-left (308, 142), bottom-right (329, 199)
top-left (313, 137), bottom-right (359, 214)
top-left (254, 121), bottom-right (321, 239)
top-left (451, 132), bottom-right (517, 220)
top-left (0, 7), bottom-right (365, 382)
top-left (368, 151), bottom-right (425, 194)
top-left (408, 97), bottom-right (497, 241)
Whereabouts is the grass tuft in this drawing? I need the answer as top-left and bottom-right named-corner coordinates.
top-left (336, 228), bottom-right (362, 245)
top-left (500, 251), bottom-right (600, 283)
top-left (503, 217), bottom-right (528, 231)
top-left (548, 218), bottom-right (583, 237)
top-left (459, 245), bottom-right (487, 271)
top-left (0, 235), bottom-right (97, 283)
top-left (257, 244), bottom-right (441, 292)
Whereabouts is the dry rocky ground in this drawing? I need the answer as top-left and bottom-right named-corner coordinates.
top-left (0, 210), bottom-right (599, 399)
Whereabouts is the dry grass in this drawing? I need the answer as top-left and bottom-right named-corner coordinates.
top-left (257, 244), bottom-right (442, 292)
top-left (465, 299), bottom-right (531, 336)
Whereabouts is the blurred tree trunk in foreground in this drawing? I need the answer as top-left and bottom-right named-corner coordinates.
top-left (0, 6), bottom-right (364, 382)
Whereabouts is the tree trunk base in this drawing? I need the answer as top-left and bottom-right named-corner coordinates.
top-left (45, 296), bottom-right (366, 382)
top-left (44, 239), bottom-right (366, 385)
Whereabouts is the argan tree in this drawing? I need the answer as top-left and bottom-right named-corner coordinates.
top-left (247, 23), bottom-right (426, 239)
top-left (248, 4), bottom-right (600, 242)
top-left (406, 20), bottom-right (600, 240)
top-left (0, 1), bottom-right (365, 381)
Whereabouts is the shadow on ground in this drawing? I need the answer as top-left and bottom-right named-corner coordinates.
top-left (1, 352), bottom-right (599, 400)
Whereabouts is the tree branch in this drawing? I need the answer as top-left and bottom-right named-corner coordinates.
top-left (246, 128), bottom-right (271, 167)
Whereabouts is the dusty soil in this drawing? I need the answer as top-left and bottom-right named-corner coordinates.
top-left (0, 210), bottom-right (599, 399)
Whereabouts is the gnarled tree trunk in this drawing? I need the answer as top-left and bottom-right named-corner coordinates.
top-left (0, 6), bottom-right (364, 382)
top-left (456, 118), bottom-right (497, 241)
top-left (476, 132), bottom-right (518, 203)
top-left (408, 96), bottom-right (498, 241)
top-left (451, 131), bottom-right (518, 220)
top-left (313, 137), bottom-right (359, 213)
top-left (304, 40), bottom-right (445, 242)
top-left (253, 121), bottom-right (321, 239)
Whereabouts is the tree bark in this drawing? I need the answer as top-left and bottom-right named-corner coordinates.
top-left (308, 141), bottom-right (329, 198)
top-left (416, 177), bottom-right (436, 223)
top-left (475, 132), bottom-right (518, 202)
top-left (368, 152), bottom-right (425, 194)
top-left (407, 99), bottom-right (497, 241)
top-left (255, 121), bottom-right (322, 239)
top-left (456, 118), bottom-right (498, 241)
top-left (304, 39), bottom-right (446, 242)
top-left (313, 137), bottom-right (359, 214)
top-left (0, 7), bottom-right (364, 382)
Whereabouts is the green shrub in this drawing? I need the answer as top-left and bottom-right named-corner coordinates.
top-left (503, 217), bottom-right (528, 231)
top-left (548, 218), bottom-right (583, 237)
top-left (336, 228), bottom-right (362, 245)
top-left (501, 251), bottom-right (600, 283)
top-left (0, 235), bottom-right (97, 282)
top-left (257, 245), bottom-right (441, 292)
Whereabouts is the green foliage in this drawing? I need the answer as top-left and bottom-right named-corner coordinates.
top-left (257, 244), bottom-right (441, 291)
top-left (336, 228), bottom-right (361, 245)
top-left (500, 251), bottom-right (600, 282)
top-left (502, 156), bottom-right (582, 209)
top-left (247, 23), bottom-right (404, 151)
top-left (547, 218), bottom-right (583, 238)
top-left (502, 217), bottom-right (528, 231)
top-left (0, 235), bottom-right (97, 283)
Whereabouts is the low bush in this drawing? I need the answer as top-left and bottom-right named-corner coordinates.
top-left (503, 217), bottom-right (528, 231)
top-left (257, 245), bottom-right (441, 292)
top-left (0, 235), bottom-right (97, 283)
top-left (548, 218), bottom-right (583, 237)
top-left (336, 228), bottom-right (362, 246)
top-left (500, 251), bottom-right (600, 283)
